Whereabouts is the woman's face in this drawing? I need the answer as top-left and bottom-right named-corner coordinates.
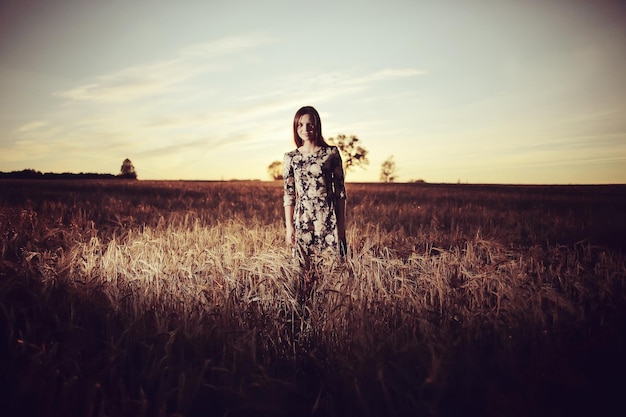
top-left (297, 113), bottom-right (316, 143)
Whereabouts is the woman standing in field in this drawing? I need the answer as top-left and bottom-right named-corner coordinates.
top-left (283, 106), bottom-right (347, 291)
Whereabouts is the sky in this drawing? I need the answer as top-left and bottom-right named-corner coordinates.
top-left (1, 0), bottom-right (625, 184)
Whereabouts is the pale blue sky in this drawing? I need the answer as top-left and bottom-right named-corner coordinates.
top-left (1, 0), bottom-right (625, 183)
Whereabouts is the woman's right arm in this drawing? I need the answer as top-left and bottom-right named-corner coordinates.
top-left (283, 153), bottom-right (296, 246)
top-left (284, 205), bottom-right (295, 246)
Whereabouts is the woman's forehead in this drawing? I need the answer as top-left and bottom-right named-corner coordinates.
top-left (298, 114), bottom-right (315, 123)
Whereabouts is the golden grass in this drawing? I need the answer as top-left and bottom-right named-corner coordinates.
top-left (1, 180), bottom-right (625, 416)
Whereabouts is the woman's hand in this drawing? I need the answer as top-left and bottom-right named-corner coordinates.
top-left (339, 239), bottom-right (348, 257)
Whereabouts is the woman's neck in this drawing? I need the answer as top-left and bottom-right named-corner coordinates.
top-left (300, 140), bottom-right (319, 153)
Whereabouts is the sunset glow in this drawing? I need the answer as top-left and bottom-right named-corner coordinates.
top-left (1, 0), bottom-right (625, 183)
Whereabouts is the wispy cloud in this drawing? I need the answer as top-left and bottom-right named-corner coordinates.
top-left (54, 33), bottom-right (278, 103)
top-left (347, 68), bottom-right (426, 85)
top-left (17, 63), bottom-right (426, 160)
top-left (7, 28), bottom-right (426, 179)
top-left (54, 62), bottom-right (186, 102)
top-left (180, 33), bottom-right (278, 57)
top-left (238, 67), bottom-right (425, 115)
top-left (17, 120), bottom-right (49, 133)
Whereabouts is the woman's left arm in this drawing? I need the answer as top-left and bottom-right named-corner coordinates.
top-left (336, 197), bottom-right (346, 243)
top-left (332, 147), bottom-right (348, 252)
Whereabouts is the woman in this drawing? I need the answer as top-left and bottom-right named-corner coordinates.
top-left (283, 106), bottom-right (347, 276)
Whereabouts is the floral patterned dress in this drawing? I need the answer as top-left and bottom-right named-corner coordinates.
top-left (283, 146), bottom-right (347, 259)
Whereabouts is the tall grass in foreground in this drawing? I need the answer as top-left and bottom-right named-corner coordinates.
top-left (1, 180), bottom-right (625, 416)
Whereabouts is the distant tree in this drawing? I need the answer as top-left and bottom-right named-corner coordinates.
top-left (118, 158), bottom-right (137, 179)
top-left (0, 169), bottom-right (43, 179)
top-left (327, 134), bottom-right (369, 175)
top-left (380, 155), bottom-right (397, 183)
top-left (267, 160), bottom-right (283, 180)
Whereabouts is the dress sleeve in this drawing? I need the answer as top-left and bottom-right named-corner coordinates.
top-left (283, 152), bottom-right (296, 207)
top-left (332, 147), bottom-right (347, 200)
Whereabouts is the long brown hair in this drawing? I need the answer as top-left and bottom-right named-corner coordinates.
top-left (292, 106), bottom-right (329, 148)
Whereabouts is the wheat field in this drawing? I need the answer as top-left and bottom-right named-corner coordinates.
top-left (1, 180), bottom-right (625, 416)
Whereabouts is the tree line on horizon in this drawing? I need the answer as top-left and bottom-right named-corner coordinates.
top-left (0, 159), bottom-right (138, 180)
top-left (4, 147), bottom-right (404, 184)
